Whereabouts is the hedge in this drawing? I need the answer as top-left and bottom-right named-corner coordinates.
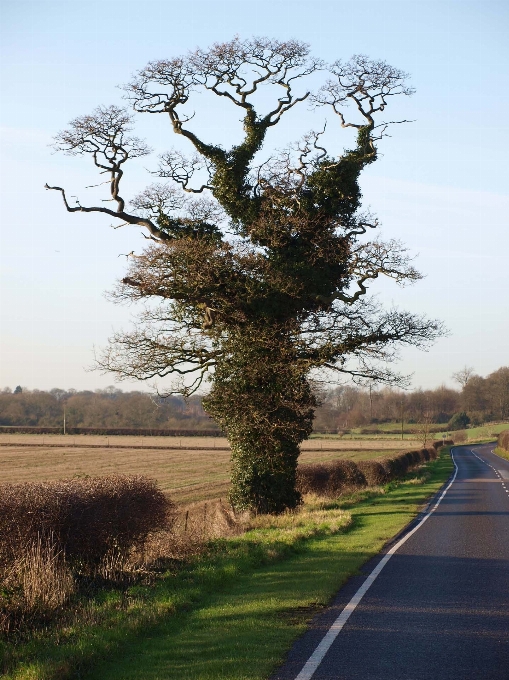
top-left (498, 430), bottom-right (509, 452)
top-left (297, 446), bottom-right (439, 497)
top-left (0, 476), bottom-right (172, 573)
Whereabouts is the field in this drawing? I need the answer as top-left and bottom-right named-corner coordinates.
top-left (344, 421), bottom-right (509, 439)
top-left (0, 434), bottom-right (422, 504)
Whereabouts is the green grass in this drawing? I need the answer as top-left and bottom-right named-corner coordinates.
top-left (462, 423), bottom-right (509, 439)
top-left (311, 422), bottom-right (509, 443)
top-left (2, 451), bottom-right (453, 680)
top-left (494, 447), bottom-right (509, 461)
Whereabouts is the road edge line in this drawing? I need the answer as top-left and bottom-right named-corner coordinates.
top-left (294, 448), bottom-right (459, 680)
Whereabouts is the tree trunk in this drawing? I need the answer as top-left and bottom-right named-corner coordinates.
top-left (203, 331), bottom-right (315, 513)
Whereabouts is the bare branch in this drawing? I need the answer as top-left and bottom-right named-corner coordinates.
top-left (123, 37), bottom-right (322, 189)
top-left (44, 184), bottom-right (171, 241)
top-left (318, 238), bottom-right (423, 306)
top-left (53, 105), bottom-right (151, 214)
top-left (313, 55), bottom-right (414, 132)
top-left (452, 366), bottom-right (475, 389)
top-left (156, 150), bottom-right (213, 193)
top-left (96, 324), bottom-right (219, 390)
top-left (130, 183), bottom-right (187, 217)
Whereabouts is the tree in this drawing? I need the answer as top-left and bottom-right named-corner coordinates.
top-left (447, 412), bottom-right (470, 431)
top-left (462, 374), bottom-right (490, 422)
top-left (486, 367), bottom-right (509, 421)
top-left (452, 365), bottom-right (475, 389)
top-left (46, 38), bottom-right (443, 513)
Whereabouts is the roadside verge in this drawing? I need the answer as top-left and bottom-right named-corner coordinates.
top-left (66, 450), bottom-right (453, 680)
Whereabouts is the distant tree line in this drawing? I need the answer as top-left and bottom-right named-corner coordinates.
top-left (0, 387), bottom-right (217, 431)
top-left (1, 365), bottom-right (507, 433)
top-left (313, 366), bottom-right (509, 432)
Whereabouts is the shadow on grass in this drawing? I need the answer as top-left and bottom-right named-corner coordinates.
top-left (84, 542), bottom-right (376, 680)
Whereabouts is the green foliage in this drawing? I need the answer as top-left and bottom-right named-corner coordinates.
top-left (204, 330), bottom-right (315, 512)
top-left (447, 412), bottom-right (470, 431)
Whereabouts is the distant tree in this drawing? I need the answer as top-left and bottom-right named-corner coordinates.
top-left (13, 385), bottom-right (22, 394)
top-left (47, 38), bottom-right (443, 513)
top-left (447, 412), bottom-right (470, 431)
top-left (411, 393), bottom-right (436, 446)
top-left (486, 367), bottom-right (509, 421)
top-left (452, 366), bottom-right (475, 389)
top-left (462, 375), bottom-right (491, 420)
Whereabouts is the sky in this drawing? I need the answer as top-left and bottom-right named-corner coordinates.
top-left (0, 0), bottom-right (508, 394)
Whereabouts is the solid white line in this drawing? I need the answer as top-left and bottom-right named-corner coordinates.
top-left (294, 449), bottom-right (459, 680)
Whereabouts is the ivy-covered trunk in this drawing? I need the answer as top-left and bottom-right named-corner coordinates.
top-left (203, 329), bottom-right (316, 513)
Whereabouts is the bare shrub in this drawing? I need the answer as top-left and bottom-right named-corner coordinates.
top-left (356, 460), bottom-right (388, 486)
top-left (326, 460), bottom-right (366, 496)
top-left (296, 463), bottom-right (330, 496)
top-left (296, 446), bottom-right (439, 499)
top-left (0, 476), bottom-right (173, 635)
top-left (452, 430), bottom-right (467, 443)
top-left (0, 476), bottom-right (172, 575)
top-left (433, 439), bottom-right (453, 450)
top-left (296, 460), bottom-right (366, 498)
top-left (379, 456), bottom-right (406, 479)
top-left (498, 430), bottom-right (509, 451)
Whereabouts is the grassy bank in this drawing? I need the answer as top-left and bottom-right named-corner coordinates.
top-left (2, 450), bottom-right (453, 680)
top-left (494, 447), bottom-right (509, 461)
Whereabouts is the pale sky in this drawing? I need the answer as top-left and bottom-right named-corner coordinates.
top-left (0, 0), bottom-right (508, 393)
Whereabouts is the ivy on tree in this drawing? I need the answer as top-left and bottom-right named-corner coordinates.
top-left (47, 37), bottom-right (443, 513)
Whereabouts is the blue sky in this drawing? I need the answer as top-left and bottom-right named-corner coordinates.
top-left (0, 0), bottom-right (508, 392)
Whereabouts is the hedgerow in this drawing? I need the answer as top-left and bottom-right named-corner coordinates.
top-left (0, 476), bottom-right (172, 634)
top-left (296, 446), bottom-right (439, 497)
top-left (498, 430), bottom-right (509, 452)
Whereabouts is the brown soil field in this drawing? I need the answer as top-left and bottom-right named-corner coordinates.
top-left (0, 435), bottom-right (422, 504)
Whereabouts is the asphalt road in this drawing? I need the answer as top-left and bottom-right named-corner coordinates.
top-left (272, 444), bottom-right (509, 680)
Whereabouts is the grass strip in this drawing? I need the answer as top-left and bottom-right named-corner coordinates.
top-left (2, 451), bottom-right (453, 680)
top-left (494, 447), bottom-right (509, 462)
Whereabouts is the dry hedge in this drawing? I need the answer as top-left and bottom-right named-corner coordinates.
top-left (498, 430), bottom-right (509, 452)
top-left (296, 446), bottom-right (438, 498)
top-left (356, 460), bottom-right (388, 486)
top-left (0, 475), bottom-right (173, 573)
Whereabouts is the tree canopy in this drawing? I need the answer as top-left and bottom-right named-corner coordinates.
top-left (47, 37), bottom-right (443, 512)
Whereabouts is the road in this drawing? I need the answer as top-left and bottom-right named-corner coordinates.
top-left (272, 444), bottom-right (509, 680)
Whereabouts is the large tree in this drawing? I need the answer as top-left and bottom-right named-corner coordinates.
top-left (47, 37), bottom-right (443, 513)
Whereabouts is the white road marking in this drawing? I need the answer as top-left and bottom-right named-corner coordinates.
top-left (488, 448), bottom-right (509, 479)
top-left (294, 449), bottom-right (459, 680)
top-left (471, 448), bottom-right (509, 482)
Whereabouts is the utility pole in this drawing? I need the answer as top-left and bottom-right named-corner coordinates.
top-left (63, 404), bottom-right (66, 435)
top-left (401, 400), bottom-right (404, 441)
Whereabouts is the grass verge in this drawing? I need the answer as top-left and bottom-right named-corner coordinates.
top-left (494, 447), bottom-right (509, 462)
top-left (1, 450), bottom-right (453, 680)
